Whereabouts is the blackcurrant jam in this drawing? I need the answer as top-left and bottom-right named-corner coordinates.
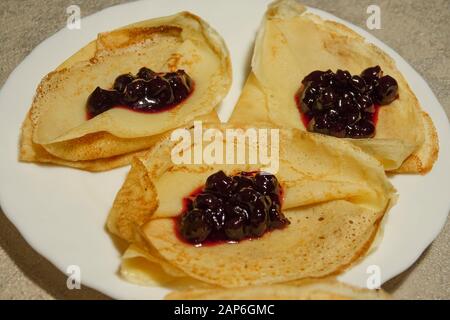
top-left (295, 66), bottom-right (398, 139)
top-left (86, 67), bottom-right (194, 119)
top-left (176, 171), bottom-right (289, 245)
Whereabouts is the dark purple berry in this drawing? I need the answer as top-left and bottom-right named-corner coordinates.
top-left (193, 193), bottom-right (223, 210)
top-left (302, 70), bottom-right (325, 85)
top-left (231, 175), bottom-right (254, 193)
top-left (341, 106), bottom-right (361, 125)
top-left (87, 87), bottom-right (121, 117)
top-left (321, 88), bottom-right (335, 106)
top-left (355, 94), bottom-right (373, 111)
top-left (361, 65), bottom-right (382, 82)
top-left (232, 187), bottom-right (261, 206)
top-left (376, 75), bottom-right (398, 105)
top-left (137, 67), bottom-right (157, 80)
top-left (255, 173), bottom-right (280, 195)
top-left (346, 119), bottom-right (375, 138)
top-left (143, 77), bottom-right (174, 107)
top-left (205, 171), bottom-right (233, 195)
top-left (123, 79), bottom-right (148, 103)
top-left (180, 209), bottom-right (211, 244)
top-left (350, 75), bottom-right (366, 92)
top-left (268, 202), bottom-right (290, 229)
top-left (113, 74), bottom-right (135, 92)
top-left (204, 207), bottom-right (226, 231)
top-left (268, 192), bottom-right (281, 206)
top-left (224, 202), bottom-right (250, 241)
top-left (245, 198), bottom-right (269, 237)
top-left (164, 70), bottom-right (193, 101)
top-left (336, 69), bottom-right (351, 84)
top-left (319, 70), bottom-right (333, 84)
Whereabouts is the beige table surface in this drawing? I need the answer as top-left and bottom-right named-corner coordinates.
top-left (0, 0), bottom-right (449, 300)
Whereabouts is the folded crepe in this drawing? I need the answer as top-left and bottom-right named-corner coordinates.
top-left (229, 0), bottom-right (438, 173)
top-left (19, 12), bottom-right (231, 171)
top-left (107, 124), bottom-right (395, 288)
top-left (165, 278), bottom-right (390, 300)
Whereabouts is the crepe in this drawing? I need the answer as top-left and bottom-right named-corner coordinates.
top-left (229, 0), bottom-right (438, 173)
top-left (107, 124), bottom-right (395, 287)
top-left (19, 12), bottom-right (231, 171)
top-left (165, 278), bottom-right (390, 300)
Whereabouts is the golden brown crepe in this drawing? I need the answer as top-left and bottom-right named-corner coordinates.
top-left (165, 278), bottom-right (390, 300)
top-left (229, 0), bottom-right (438, 173)
top-left (107, 124), bottom-right (395, 288)
top-left (19, 12), bottom-right (231, 171)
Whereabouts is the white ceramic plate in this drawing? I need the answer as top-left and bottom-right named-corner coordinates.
top-left (0, 0), bottom-right (449, 299)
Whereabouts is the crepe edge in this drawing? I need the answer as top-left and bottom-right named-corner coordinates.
top-left (18, 110), bottom-right (151, 171)
top-left (393, 111), bottom-right (439, 174)
top-left (106, 157), bottom-right (158, 244)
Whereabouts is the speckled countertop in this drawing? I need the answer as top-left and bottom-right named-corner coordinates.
top-left (0, 0), bottom-right (449, 300)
